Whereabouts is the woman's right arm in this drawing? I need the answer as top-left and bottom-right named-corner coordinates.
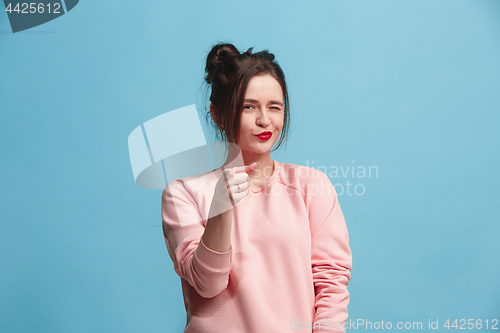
top-left (161, 164), bottom-right (256, 298)
top-left (202, 208), bottom-right (233, 252)
top-left (162, 180), bottom-right (233, 299)
top-left (201, 165), bottom-right (253, 251)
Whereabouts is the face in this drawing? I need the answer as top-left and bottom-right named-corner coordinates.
top-left (236, 74), bottom-right (284, 158)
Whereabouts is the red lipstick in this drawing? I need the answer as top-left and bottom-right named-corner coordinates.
top-left (255, 131), bottom-right (272, 141)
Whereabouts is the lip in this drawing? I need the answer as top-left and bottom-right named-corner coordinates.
top-left (255, 131), bottom-right (272, 141)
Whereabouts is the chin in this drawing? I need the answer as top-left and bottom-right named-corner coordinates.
top-left (243, 146), bottom-right (271, 155)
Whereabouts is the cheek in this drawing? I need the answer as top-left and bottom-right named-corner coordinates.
top-left (274, 113), bottom-right (284, 125)
top-left (238, 125), bottom-right (251, 142)
top-left (276, 119), bottom-right (284, 131)
top-left (239, 116), bottom-right (252, 132)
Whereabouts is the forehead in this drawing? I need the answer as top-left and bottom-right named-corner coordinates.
top-left (244, 74), bottom-right (283, 98)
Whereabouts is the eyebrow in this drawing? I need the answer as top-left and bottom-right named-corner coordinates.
top-left (244, 99), bottom-right (283, 106)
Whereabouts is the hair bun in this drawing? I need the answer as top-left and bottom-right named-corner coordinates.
top-left (205, 43), bottom-right (240, 84)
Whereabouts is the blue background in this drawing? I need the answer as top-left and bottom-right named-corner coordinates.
top-left (1, 0), bottom-right (499, 332)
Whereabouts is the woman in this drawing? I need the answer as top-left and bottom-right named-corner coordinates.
top-left (162, 42), bottom-right (352, 333)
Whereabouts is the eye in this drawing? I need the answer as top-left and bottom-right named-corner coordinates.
top-left (271, 107), bottom-right (282, 111)
top-left (243, 105), bottom-right (254, 110)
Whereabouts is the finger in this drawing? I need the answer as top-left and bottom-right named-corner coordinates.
top-left (226, 173), bottom-right (248, 186)
top-left (230, 162), bottom-right (258, 174)
top-left (244, 162), bottom-right (260, 173)
top-left (232, 188), bottom-right (250, 203)
top-left (231, 182), bottom-right (248, 194)
top-left (221, 167), bottom-right (238, 184)
top-left (224, 168), bottom-right (234, 178)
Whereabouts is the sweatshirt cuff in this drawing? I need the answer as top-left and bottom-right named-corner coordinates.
top-left (194, 238), bottom-right (232, 273)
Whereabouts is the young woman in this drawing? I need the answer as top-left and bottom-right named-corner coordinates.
top-left (162, 42), bottom-right (352, 333)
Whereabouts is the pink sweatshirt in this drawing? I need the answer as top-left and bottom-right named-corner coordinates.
top-left (161, 160), bottom-right (352, 333)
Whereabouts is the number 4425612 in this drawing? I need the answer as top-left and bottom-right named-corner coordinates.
top-left (5, 3), bottom-right (62, 14)
top-left (444, 319), bottom-right (498, 330)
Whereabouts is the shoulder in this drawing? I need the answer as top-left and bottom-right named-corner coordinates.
top-left (278, 164), bottom-right (339, 220)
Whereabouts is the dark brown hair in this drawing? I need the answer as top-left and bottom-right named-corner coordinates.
top-left (203, 42), bottom-right (290, 152)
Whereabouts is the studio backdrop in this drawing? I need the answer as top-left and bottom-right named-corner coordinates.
top-left (1, 0), bottom-right (499, 332)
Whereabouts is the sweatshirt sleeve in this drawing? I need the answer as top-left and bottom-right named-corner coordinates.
top-left (305, 170), bottom-right (352, 333)
top-left (161, 180), bottom-right (232, 298)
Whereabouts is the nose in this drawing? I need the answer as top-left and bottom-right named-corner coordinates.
top-left (256, 109), bottom-right (271, 127)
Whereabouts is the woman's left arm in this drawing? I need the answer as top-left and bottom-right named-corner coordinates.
top-left (305, 169), bottom-right (353, 333)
